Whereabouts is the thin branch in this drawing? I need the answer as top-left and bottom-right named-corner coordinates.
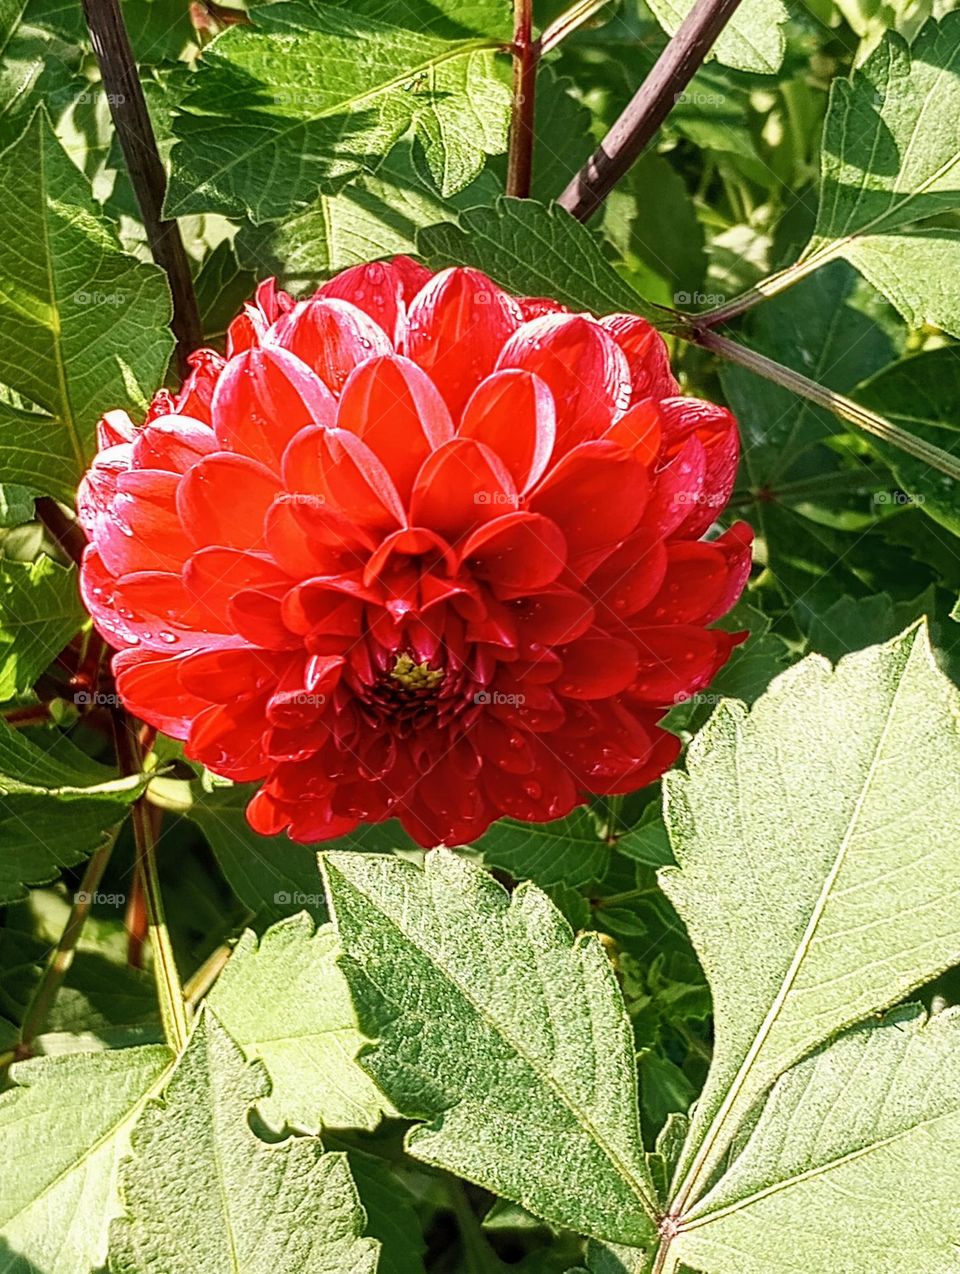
top-left (15, 827), bottom-right (121, 1057)
top-left (113, 711), bottom-right (190, 1052)
top-left (35, 496), bottom-right (88, 565)
top-left (540, 0), bottom-right (611, 54)
top-left (687, 326), bottom-right (960, 482)
top-left (81, 0), bottom-right (203, 375)
top-left (557, 0), bottom-right (747, 221)
top-left (505, 0), bottom-right (539, 198)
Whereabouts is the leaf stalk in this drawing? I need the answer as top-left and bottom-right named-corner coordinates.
top-left (506, 0), bottom-right (539, 198)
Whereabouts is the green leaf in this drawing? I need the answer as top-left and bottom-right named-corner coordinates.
top-left (0, 483), bottom-right (34, 527)
top-left (0, 111), bottom-right (173, 501)
top-left (0, 554), bottom-right (84, 700)
top-left (345, 1149), bottom-right (428, 1274)
top-left (646, 0), bottom-right (787, 74)
top-left (109, 1013), bottom-right (380, 1274)
top-left (418, 198), bottom-right (666, 325)
top-left (165, 0), bottom-right (512, 222)
top-left (603, 151), bottom-right (706, 311)
top-left (207, 914), bottom-right (392, 1133)
top-left (474, 809), bottom-right (611, 888)
top-left (803, 15), bottom-right (960, 334)
top-left (0, 1042), bottom-right (171, 1273)
top-left (235, 140), bottom-right (500, 293)
top-left (0, 0), bottom-right (85, 150)
top-left (855, 346), bottom-right (960, 536)
top-left (322, 848), bottom-right (659, 1247)
top-left (193, 240), bottom-right (256, 345)
top-left (675, 1006), bottom-right (960, 1273)
top-left (660, 623), bottom-right (960, 1203)
top-left (186, 782), bottom-right (327, 922)
top-left (0, 720), bottom-right (145, 904)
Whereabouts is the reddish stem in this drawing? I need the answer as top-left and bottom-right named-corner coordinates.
top-left (557, 0), bottom-right (747, 220)
top-left (505, 0), bottom-right (539, 198)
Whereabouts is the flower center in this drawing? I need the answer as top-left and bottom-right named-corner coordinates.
top-left (389, 653), bottom-right (445, 692)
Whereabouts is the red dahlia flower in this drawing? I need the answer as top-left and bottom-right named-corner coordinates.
top-left (78, 259), bottom-right (752, 846)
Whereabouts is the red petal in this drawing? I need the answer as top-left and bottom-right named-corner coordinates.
top-left (410, 438), bottom-right (518, 542)
top-left (459, 370), bottom-right (556, 492)
top-left (318, 260), bottom-right (405, 343)
top-left (113, 648), bottom-right (209, 739)
top-left (602, 400), bottom-right (661, 467)
top-left (187, 697), bottom-right (272, 780)
top-left (282, 426), bottom-right (406, 533)
top-left (642, 434), bottom-right (707, 539)
top-left (404, 267), bottom-right (523, 419)
top-left (177, 452), bottom-right (280, 550)
top-left (183, 547), bottom-right (291, 622)
top-left (131, 414), bottom-right (217, 473)
top-left (265, 297), bottom-right (392, 393)
top-left (336, 355), bottom-right (453, 500)
top-left (587, 527), bottom-right (669, 622)
top-left (460, 512), bottom-right (566, 591)
top-left (702, 521), bottom-right (754, 623)
top-left (179, 645), bottom-right (283, 700)
top-left (600, 314), bottom-right (679, 402)
top-left (557, 632), bottom-right (639, 699)
top-left (174, 349), bottom-right (225, 423)
top-left (227, 586), bottom-right (301, 650)
top-left (497, 314), bottom-right (631, 456)
top-left (211, 346), bottom-right (336, 469)
top-left (635, 541), bottom-right (731, 626)
top-left (629, 626), bottom-right (737, 707)
top-left (509, 588), bottom-right (595, 645)
top-left (99, 470), bottom-right (193, 575)
top-left (529, 440), bottom-right (648, 565)
top-left (659, 398), bottom-right (739, 536)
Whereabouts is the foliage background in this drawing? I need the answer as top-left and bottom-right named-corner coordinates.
top-left (1, 0), bottom-right (960, 1268)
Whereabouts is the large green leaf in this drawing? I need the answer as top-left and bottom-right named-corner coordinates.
top-left (801, 15), bottom-right (960, 334)
top-left (660, 623), bottom-right (960, 1205)
top-left (165, 0), bottom-right (512, 222)
top-left (207, 914), bottom-right (391, 1133)
top-left (109, 1013), bottom-right (380, 1273)
top-left (419, 198), bottom-right (665, 324)
top-left (0, 112), bottom-right (173, 501)
top-left (0, 554), bottom-right (84, 701)
top-left (235, 140), bottom-right (500, 293)
top-left (646, 0), bottom-right (787, 75)
top-left (322, 849), bottom-right (659, 1247)
top-left (675, 1006), bottom-right (960, 1273)
top-left (0, 1042), bottom-right (171, 1273)
top-left (0, 720), bottom-right (145, 904)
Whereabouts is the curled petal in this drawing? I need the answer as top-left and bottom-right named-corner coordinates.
top-left (265, 297), bottom-right (392, 393)
top-left (459, 369), bottom-right (556, 492)
top-left (212, 346), bottom-right (336, 469)
top-left (404, 267), bottom-right (523, 419)
top-left (497, 314), bottom-right (632, 456)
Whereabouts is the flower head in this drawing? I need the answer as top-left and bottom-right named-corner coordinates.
top-left (78, 259), bottom-right (752, 846)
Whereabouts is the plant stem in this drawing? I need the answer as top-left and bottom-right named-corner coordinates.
top-left (16, 827), bottom-right (121, 1057)
top-left (693, 249), bottom-right (828, 326)
top-left (687, 326), bottom-right (960, 483)
top-left (557, 0), bottom-right (747, 220)
top-left (81, 0), bottom-right (203, 375)
top-left (113, 711), bottom-right (190, 1052)
top-left (446, 1177), bottom-right (505, 1273)
top-left (183, 936), bottom-right (241, 1009)
top-left (506, 0), bottom-right (538, 198)
top-left (539, 0), bottom-right (610, 54)
top-left (35, 496), bottom-right (88, 564)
